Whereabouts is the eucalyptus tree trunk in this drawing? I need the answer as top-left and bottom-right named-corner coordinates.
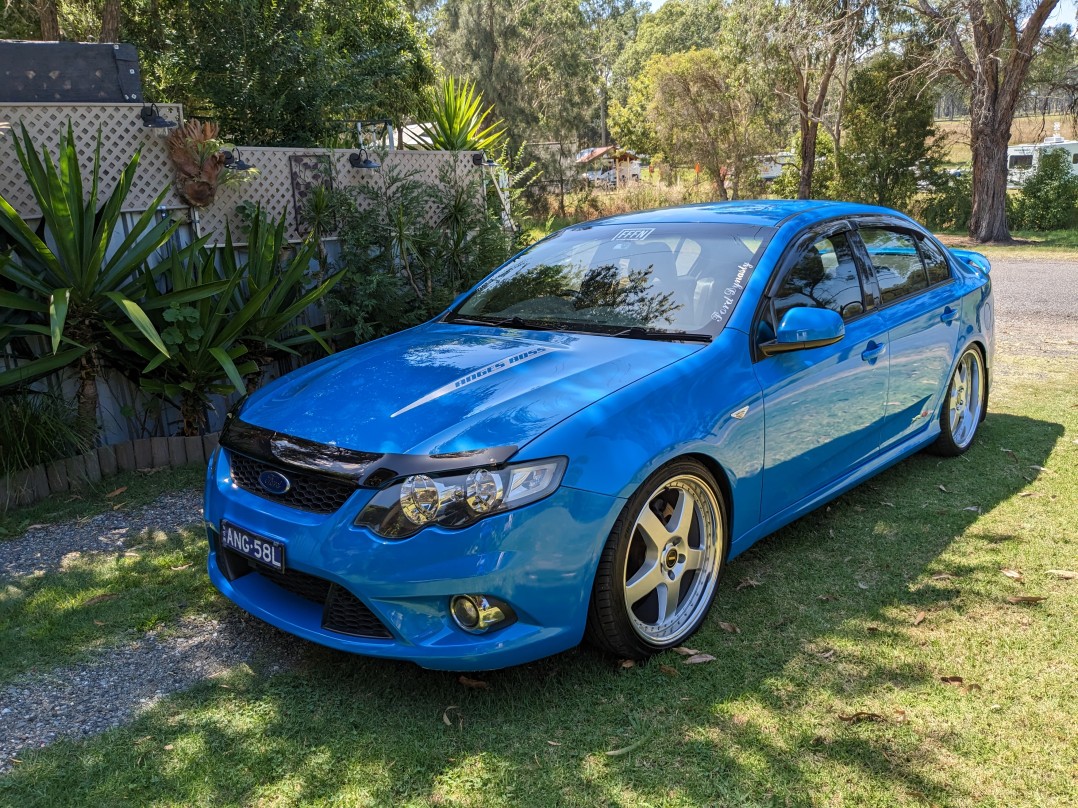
top-left (968, 114), bottom-right (1012, 242)
top-left (36, 1), bottom-right (60, 39)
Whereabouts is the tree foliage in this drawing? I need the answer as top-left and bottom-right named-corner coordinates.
top-left (1011, 147), bottom-right (1078, 230)
top-left (839, 51), bottom-right (945, 210)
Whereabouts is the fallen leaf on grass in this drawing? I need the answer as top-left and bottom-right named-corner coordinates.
top-left (913, 611), bottom-right (927, 626)
top-left (816, 649), bottom-right (836, 660)
top-left (546, 740), bottom-right (561, 746)
top-left (962, 506), bottom-right (982, 514)
top-left (170, 563), bottom-right (192, 571)
top-left (818, 594), bottom-right (837, 601)
top-left (672, 646), bottom-right (700, 656)
top-left (717, 621), bottom-right (740, 634)
top-left (892, 709), bottom-right (908, 723)
top-left (880, 501), bottom-right (895, 508)
top-left (24, 524), bottom-right (47, 531)
top-left (105, 486), bottom-right (128, 499)
top-left (866, 625), bottom-right (880, 633)
top-left (458, 675), bottom-right (489, 689)
top-left (1000, 448), bottom-right (1020, 463)
top-left (940, 676), bottom-right (965, 685)
top-left (1006, 595), bottom-right (1046, 604)
top-left (837, 712), bottom-right (885, 724)
top-left (931, 572), bottom-right (955, 581)
top-left (1029, 465), bottom-right (1053, 474)
top-left (605, 739), bottom-right (645, 756)
top-left (442, 706), bottom-right (461, 727)
top-left (658, 664), bottom-right (679, 677)
top-left (1000, 568), bottom-right (1024, 581)
top-left (1046, 570), bottom-right (1076, 580)
top-left (735, 577), bottom-right (762, 590)
top-left (163, 744), bottom-right (174, 751)
top-left (856, 581), bottom-right (870, 590)
top-left (683, 654), bottom-right (716, 664)
top-left (618, 659), bottom-right (635, 670)
top-left (1018, 491), bottom-right (1040, 498)
top-left (93, 620), bottom-right (105, 626)
top-left (938, 485), bottom-right (950, 493)
top-left (83, 594), bottom-right (117, 606)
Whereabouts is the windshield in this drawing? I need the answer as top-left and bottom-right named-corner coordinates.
top-left (451, 222), bottom-right (775, 337)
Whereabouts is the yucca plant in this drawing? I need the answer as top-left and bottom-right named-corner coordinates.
top-left (113, 240), bottom-right (274, 436)
top-left (416, 77), bottom-right (506, 154)
top-left (0, 123), bottom-right (178, 430)
top-left (220, 208), bottom-right (343, 388)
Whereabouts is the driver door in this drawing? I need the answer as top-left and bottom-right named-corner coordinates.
top-left (753, 226), bottom-right (890, 520)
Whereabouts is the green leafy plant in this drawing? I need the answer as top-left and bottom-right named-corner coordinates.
top-left (416, 77), bottom-right (506, 154)
top-left (0, 387), bottom-right (93, 478)
top-left (1011, 147), bottom-right (1078, 231)
top-left (113, 240), bottom-right (267, 437)
top-left (0, 123), bottom-right (179, 430)
top-left (218, 208), bottom-right (342, 388)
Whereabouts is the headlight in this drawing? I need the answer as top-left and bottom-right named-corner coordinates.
top-left (355, 457), bottom-right (567, 539)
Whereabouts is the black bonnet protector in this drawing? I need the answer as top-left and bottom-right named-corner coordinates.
top-left (219, 415), bottom-right (518, 488)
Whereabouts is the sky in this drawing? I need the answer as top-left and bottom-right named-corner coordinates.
top-left (647, 0), bottom-right (1078, 24)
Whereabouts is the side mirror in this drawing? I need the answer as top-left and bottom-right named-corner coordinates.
top-left (760, 307), bottom-right (845, 356)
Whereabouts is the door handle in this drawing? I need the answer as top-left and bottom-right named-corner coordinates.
top-left (940, 306), bottom-right (959, 324)
top-left (861, 341), bottom-right (887, 362)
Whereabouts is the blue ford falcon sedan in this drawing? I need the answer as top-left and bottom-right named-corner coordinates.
top-left (204, 201), bottom-right (993, 670)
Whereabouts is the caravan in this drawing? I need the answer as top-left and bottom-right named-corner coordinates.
top-left (1007, 123), bottom-right (1078, 186)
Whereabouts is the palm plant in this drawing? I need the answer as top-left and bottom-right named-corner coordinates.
top-left (416, 77), bottom-right (506, 154)
top-left (0, 124), bottom-right (178, 430)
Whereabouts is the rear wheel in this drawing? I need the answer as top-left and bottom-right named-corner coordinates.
top-left (930, 346), bottom-right (986, 456)
top-left (586, 459), bottom-right (728, 659)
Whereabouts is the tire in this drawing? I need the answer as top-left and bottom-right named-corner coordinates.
top-left (585, 458), bottom-right (728, 660)
top-left (930, 346), bottom-right (986, 457)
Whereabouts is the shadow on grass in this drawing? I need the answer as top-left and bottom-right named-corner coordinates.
top-left (0, 412), bottom-right (1066, 807)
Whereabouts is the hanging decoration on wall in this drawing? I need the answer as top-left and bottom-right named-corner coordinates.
top-left (165, 119), bottom-right (256, 207)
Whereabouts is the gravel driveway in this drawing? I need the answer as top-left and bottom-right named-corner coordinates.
top-left (0, 253), bottom-right (1074, 772)
top-left (988, 256), bottom-right (1078, 359)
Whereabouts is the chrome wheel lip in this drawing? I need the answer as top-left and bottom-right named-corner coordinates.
top-left (622, 474), bottom-right (722, 645)
top-left (948, 349), bottom-right (984, 449)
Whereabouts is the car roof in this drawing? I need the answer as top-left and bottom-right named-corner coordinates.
top-left (572, 200), bottom-right (908, 230)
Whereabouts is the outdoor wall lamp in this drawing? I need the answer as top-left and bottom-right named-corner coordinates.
top-left (222, 149), bottom-right (255, 172)
top-left (139, 103), bottom-right (177, 133)
top-left (348, 149), bottom-right (380, 170)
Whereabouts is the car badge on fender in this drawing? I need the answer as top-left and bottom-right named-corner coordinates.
top-left (258, 470), bottom-right (292, 495)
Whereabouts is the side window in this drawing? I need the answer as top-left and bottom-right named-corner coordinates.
top-left (774, 231), bottom-right (865, 323)
top-left (918, 237), bottom-right (952, 285)
top-left (860, 228), bottom-right (929, 304)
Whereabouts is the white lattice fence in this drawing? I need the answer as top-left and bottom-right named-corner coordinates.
top-left (0, 103), bottom-right (185, 218)
top-left (196, 148), bottom-right (484, 245)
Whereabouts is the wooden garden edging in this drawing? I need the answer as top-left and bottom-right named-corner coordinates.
top-left (0, 433), bottom-right (220, 510)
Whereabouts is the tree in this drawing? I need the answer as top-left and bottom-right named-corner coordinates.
top-left (759, 0), bottom-right (874, 200)
top-left (100, 0), bottom-right (120, 41)
top-left (609, 0), bottom-right (724, 106)
top-left (636, 47), bottom-right (778, 198)
top-left (839, 51), bottom-right (944, 210)
top-left (434, 0), bottom-right (595, 145)
top-left (581, 0), bottom-right (649, 144)
top-left (913, 0), bottom-right (1060, 241)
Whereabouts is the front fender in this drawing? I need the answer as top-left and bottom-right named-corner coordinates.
top-left (520, 328), bottom-right (765, 547)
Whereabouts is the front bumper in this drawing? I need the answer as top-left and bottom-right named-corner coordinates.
top-left (204, 449), bottom-right (624, 670)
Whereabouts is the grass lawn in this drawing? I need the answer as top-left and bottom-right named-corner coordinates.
top-left (0, 358), bottom-right (1075, 806)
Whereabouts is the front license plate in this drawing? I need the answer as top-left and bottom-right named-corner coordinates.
top-left (220, 521), bottom-right (285, 571)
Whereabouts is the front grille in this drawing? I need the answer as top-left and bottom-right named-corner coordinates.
top-left (229, 452), bottom-right (357, 514)
top-left (217, 547), bottom-right (392, 639)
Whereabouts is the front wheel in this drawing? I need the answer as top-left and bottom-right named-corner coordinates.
top-left (930, 346), bottom-right (986, 456)
top-left (586, 459), bottom-right (728, 659)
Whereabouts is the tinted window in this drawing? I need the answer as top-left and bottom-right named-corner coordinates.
top-left (918, 237), bottom-right (952, 285)
top-left (455, 222), bottom-right (774, 335)
top-left (1009, 154), bottom-right (1033, 169)
top-left (774, 231), bottom-right (865, 322)
top-left (860, 228), bottom-right (929, 304)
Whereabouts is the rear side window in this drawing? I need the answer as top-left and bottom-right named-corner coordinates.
top-left (918, 237), bottom-right (952, 285)
top-left (774, 231), bottom-right (866, 322)
top-left (860, 228), bottom-right (928, 304)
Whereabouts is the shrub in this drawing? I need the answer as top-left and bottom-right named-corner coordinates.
top-left (919, 168), bottom-right (973, 232)
top-left (1010, 147), bottom-right (1078, 231)
top-left (0, 389), bottom-right (93, 477)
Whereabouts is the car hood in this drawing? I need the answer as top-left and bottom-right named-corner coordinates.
top-left (240, 322), bottom-right (703, 456)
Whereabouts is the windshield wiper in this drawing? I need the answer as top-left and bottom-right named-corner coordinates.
top-left (608, 326), bottom-right (711, 343)
top-left (445, 314), bottom-right (562, 331)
